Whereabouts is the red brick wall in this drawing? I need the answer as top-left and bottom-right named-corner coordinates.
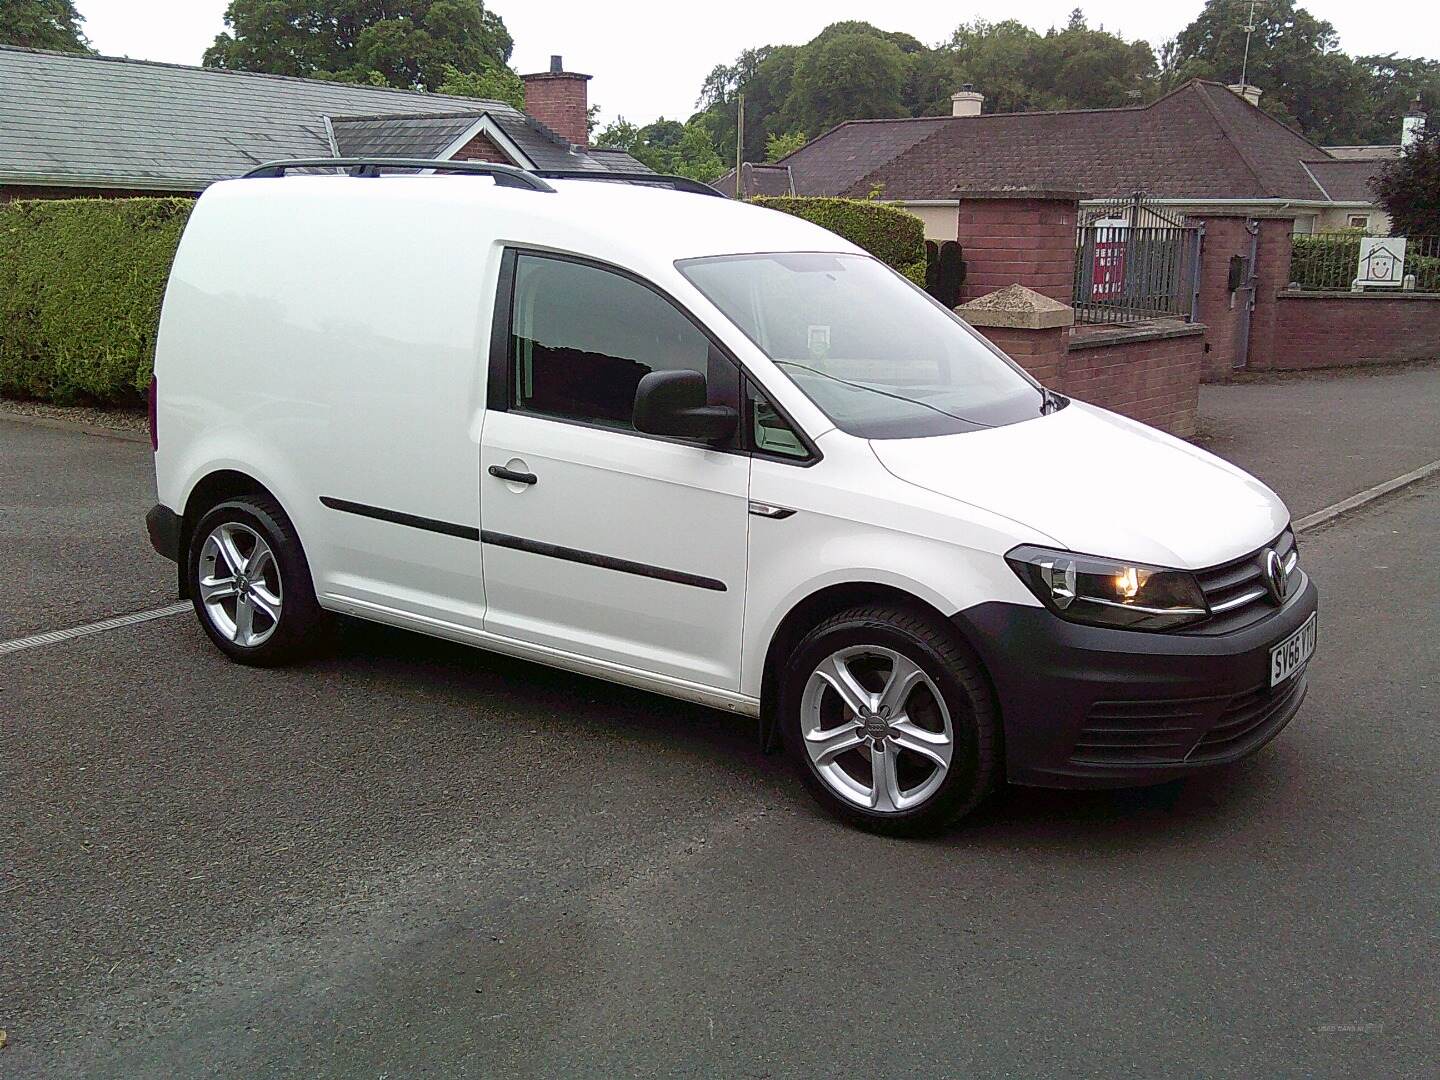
top-left (1064, 326), bottom-right (1204, 437)
top-left (1257, 292), bottom-right (1440, 370)
top-left (1188, 214), bottom-right (1251, 381)
top-left (956, 197), bottom-right (1078, 307)
top-left (973, 326), bottom-right (1067, 385)
top-left (521, 72), bottom-right (590, 148)
top-left (1245, 217), bottom-right (1295, 371)
top-left (452, 132), bottom-right (512, 164)
top-left (969, 322), bottom-right (1204, 436)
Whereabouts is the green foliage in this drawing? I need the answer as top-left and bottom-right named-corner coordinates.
top-left (1374, 129), bottom-right (1440, 237)
top-left (750, 197), bottom-right (925, 271)
top-left (0, 198), bottom-right (193, 404)
top-left (592, 116), bottom-right (726, 182)
top-left (437, 61), bottom-right (524, 108)
top-left (0, 0), bottom-right (89, 52)
top-left (791, 32), bottom-right (909, 133)
top-left (204, 1), bottom-right (513, 93)
top-left (1290, 230), bottom-right (1440, 291)
top-left (765, 130), bottom-right (808, 162)
top-left (694, 10), bottom-right (1436, 162)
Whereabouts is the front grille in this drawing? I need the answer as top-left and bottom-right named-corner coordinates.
top-left (1072, 670), bottom-right (1308, 766)
top-left (1188, 529), bottom-right (1297, 634)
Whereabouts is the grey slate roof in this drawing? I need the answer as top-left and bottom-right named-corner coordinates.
top-left (586, 148), bottom-right (654, 173)
top-left (0, 45), bottom-right (619, 189)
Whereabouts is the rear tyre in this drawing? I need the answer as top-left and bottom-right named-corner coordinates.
top-left (187, 496), bottom-right (325, 667)
top-left (779, 603), bottom-right (1000, 836)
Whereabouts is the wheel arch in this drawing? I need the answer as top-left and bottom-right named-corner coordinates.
top-left (176, 469), bottom-right (291, 598)
top-left (757, 580), bottom-right (986, 751)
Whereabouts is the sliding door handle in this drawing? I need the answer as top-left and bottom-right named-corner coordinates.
top-left (488, 464), bottom-right (538, 486)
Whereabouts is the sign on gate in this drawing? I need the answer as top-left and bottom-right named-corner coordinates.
top-left (1355, 237), bottom-right (1406, 287)
top-left (1090, 220), bottom-right (1127, 301)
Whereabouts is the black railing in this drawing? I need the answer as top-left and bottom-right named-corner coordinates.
top-left (1073, 223), bottom-right (1203, 325)
top-left (1289, 232), bottom-right (1440, 291)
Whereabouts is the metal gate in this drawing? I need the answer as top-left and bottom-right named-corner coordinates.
top-left (1074, 193), bottom-right (1204, 326)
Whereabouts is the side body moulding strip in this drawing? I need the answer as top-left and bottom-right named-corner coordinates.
top-left (319, 496), bottom-right (480, 541)
top-left (480, 531), bottom-right (727, 592)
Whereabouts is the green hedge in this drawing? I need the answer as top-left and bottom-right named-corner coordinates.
top-left (750, 196), bottom-right (926, 274)
top-left (0, 197), bottom-right (194, 403)
top-left (1291, 232), bottom-right (1440, 291)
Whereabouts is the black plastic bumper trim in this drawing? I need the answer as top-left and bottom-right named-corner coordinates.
top-left (952, 575), bottom-right (1319, 788)
top-left (481, 531), bottom-right (727, 592)
top-left (319, 496), bottom-right (479, 541)
top-left (146, 504), bottom-right (182, 563)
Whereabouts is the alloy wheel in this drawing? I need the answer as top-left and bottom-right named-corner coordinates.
top-left (197, 521), bottom-right (283, 647)
top-left (799, 645), bottom-right (954, 813)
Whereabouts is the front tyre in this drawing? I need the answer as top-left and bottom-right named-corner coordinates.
top-left (780, 604), bottom-right (1000, 836)
top-left (187, 497), bottom-right (325, 667)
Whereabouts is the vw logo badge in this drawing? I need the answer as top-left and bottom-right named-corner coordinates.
top-left (1262, 548), bottom-right (1288, 605)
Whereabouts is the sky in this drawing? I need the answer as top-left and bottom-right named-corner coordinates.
top-left (74, 1), bottom-right (1438, 127)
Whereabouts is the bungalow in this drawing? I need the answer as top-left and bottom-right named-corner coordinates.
top-left (0, 46), bottom-right (646, 201)
top-left (719, 81), bottom-right (1426, 238)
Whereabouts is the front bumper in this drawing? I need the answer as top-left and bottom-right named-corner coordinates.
top-left (953, 574), bottom-right (1318, 788)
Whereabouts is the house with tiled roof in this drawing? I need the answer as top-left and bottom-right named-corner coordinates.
top-left (0, 46), bottom-right (647, 201)
top-left (719, 81), bottom-right (1426, 239)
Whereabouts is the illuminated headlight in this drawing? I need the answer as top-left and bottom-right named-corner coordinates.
top-left (1006, 545), bottom-right (1209, 631)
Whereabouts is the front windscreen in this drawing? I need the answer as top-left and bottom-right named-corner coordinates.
top-left (678, 252), bottom-right (1046, 439)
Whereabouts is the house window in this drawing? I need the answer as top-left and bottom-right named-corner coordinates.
top-left (1348, 215), bottom-right (1370, 230)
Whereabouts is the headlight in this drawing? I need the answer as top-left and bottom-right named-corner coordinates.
top-left (1006, 545), bottom-right (1209, 631)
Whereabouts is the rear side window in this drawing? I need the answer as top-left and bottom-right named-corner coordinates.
top-left (509, 253), bottom-right (721, 429)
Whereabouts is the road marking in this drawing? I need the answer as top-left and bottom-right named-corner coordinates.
top-left (1295, 457), bottom-right (1440, 534)
top-left (0, 602), bottom-right (190, 657)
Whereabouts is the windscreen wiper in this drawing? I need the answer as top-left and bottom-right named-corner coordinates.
top-left (773, 360), bottom-right (996, 430)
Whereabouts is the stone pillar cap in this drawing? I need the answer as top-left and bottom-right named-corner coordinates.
top-left (956, 284), bottom-right (1075, 329)
top-left (953, 185), bottom-right (1086, 201)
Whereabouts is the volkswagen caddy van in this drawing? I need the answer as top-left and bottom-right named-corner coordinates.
top-left (146, 161), bottom-right (1318, 834)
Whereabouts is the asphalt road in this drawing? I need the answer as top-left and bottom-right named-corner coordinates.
top-left (2, 414), bottom-right (1438, 1077)
top-left (1198, 359), bottom-right (1440, 518)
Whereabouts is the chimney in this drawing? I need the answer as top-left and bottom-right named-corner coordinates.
top-left (521, 55), bottom-right (592, 149)
top-left (1402, 95), bottom-right (1426, 148)
top-left (951, 84), bottom-right (984, 117)
top-left (1227, 83), bottom-right (1263, 107)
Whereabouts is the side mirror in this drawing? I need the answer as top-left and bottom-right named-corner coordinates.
top-left (633, 369), bottom-right (738, 444)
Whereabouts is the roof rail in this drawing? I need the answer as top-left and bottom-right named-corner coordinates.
top-left (242, 158), bottom-right (556, 192)
top-left (530, 170), bottom-right (727, 198)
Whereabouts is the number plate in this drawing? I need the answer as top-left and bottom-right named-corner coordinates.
top-left (1270, 612), bottom-right (1317, 687)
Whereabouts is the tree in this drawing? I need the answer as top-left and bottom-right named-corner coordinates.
top-left (0, 0), bottom-right (90, 53)
top-left (592, 117), bottom-right (725, 181)
top-left (204, 1), bottom-right (513, 93)
top-left (1165, 0), bottom-right (1364, 143)
top-left (790, 31), bottom-right (909, 134)
top-left (766, 130), bottom-right (807, 161)
top-left (437, 62), bottom-right (523, 108)
top-left (1373, 127), bottom-right (1440, 236)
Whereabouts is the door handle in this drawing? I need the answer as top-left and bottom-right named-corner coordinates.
top-left (488, 464), bottom-right (538, 486)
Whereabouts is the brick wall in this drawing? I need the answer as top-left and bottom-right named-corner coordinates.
top-left (521, 71), bottom-right (591, 148)
top-left (1257, 292), bottom-right (1440, 370)
top-left (1064, 324), bottom-right (1204, 437)
top-left (1188, 214), bottom-right (1251, 381)
top-left (967, 321), bottom-right (1204, 436)
top-left (452, 132), bottom-right (512, 164)
top-left (956, 193), bottom-right (1078, 307)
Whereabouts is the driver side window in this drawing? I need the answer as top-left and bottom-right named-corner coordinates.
top-left (509, 253), bottom-right (726, 430)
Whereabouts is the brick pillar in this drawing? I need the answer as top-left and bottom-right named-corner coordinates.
top-left (1189, 214), bottom-right (1253, 381)
top-left (955, 284), bottom-right (1074, 386)
top-left (954, 188), bottom-right (1082, 307)
top-left (1245, 216), bottom-right (1296, 371)
top-left (521, 56), bottom-right (592, 148)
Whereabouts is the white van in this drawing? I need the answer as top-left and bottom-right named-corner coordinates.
top-left (146, 161), bottom-right (1318, 834)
